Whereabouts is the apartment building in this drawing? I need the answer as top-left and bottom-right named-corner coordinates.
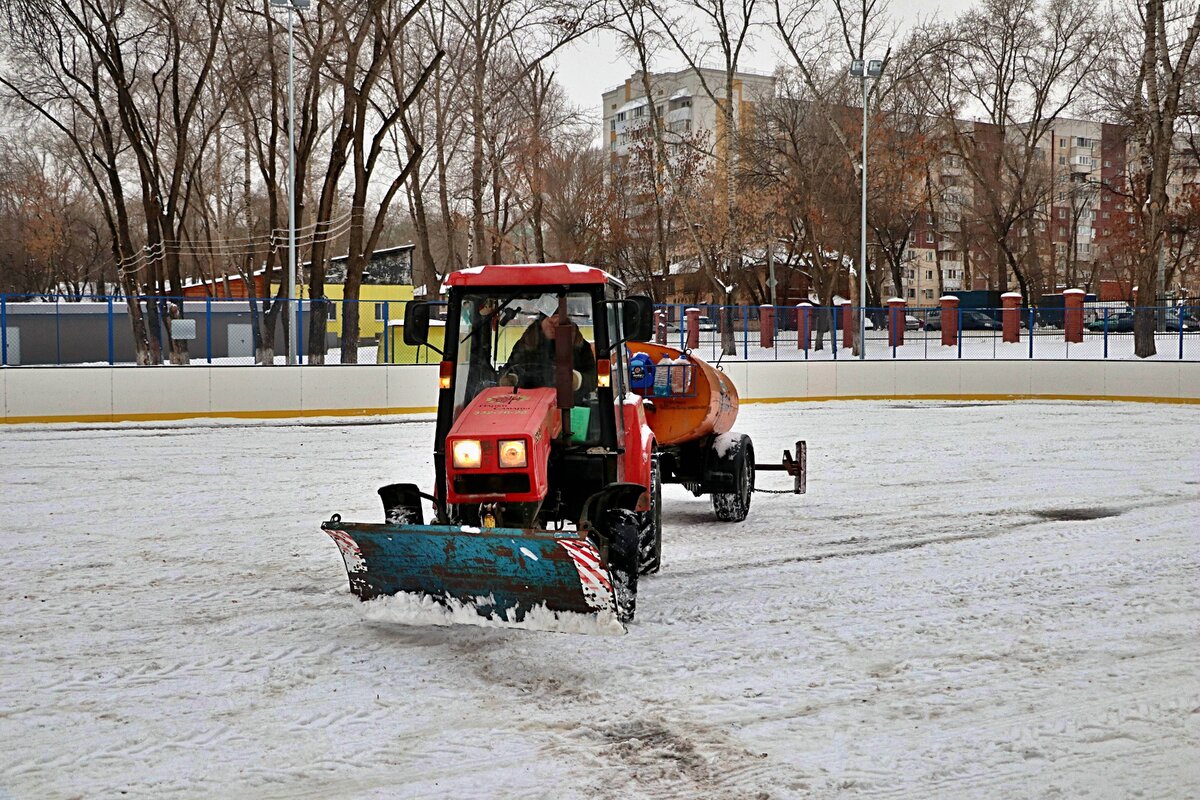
top-left (601, 68), bottom-right (776, 161)
top-left (603, 69), bottom-right (1196, 305)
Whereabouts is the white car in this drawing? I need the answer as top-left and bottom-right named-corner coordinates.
top-left (665, 315), bottom-right (718, 333)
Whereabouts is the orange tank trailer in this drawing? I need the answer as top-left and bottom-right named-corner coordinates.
top-left (625, 341), bottom-right (738, 446)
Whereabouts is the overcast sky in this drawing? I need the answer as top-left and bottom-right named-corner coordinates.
top-left (552, 0), bottom-right (977, 128)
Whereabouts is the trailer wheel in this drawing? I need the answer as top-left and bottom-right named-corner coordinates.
top-left (711, 435), bottom-right (754, 522)
top-left (604, 509), bottom-right (640, 622)
top-left (637, 453), bottom-right (663, 575)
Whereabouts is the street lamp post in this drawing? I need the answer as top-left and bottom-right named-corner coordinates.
top-left (850, 58), bottom-right (883, 359)
top-left (271, 0), bottom-right (309, 365)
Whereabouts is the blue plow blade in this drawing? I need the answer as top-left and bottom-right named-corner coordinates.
top-left (320, 521), bottom-right (618, 623)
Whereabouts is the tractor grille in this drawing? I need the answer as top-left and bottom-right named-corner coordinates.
top-left (453, 473), bottom-right (531, 496)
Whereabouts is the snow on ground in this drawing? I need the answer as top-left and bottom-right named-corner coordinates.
top-left (2, 401), bottom-right (1199, 799)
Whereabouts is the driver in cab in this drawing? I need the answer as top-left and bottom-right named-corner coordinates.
top-left (500, 295), bottom-right (596, 401)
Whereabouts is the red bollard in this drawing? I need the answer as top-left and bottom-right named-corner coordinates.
top-left (837, 300), bottom-right (854, 348)
top-left (1001, 292), bottom-right (1021, 343)
top-left (887, 298), bottom-right (906, 347)
top-left (797, 302), bottom-right (812, 351)
top-left (685, 307), bottom-right (700, 350)
top-left (940, 295), bottom-right (959, 347)
top-left (655, 310), bottom-right (667, 345)
top-left (759, 305), bottom-right (774, 348)
top-left (1064, 288), bottom-right (1084, 343)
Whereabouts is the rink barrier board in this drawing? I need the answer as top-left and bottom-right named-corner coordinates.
top-left (2, 361), bottom-right (1199, 424)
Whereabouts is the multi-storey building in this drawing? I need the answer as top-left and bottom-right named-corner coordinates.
top-left (604, 70), bottom-right (1197, 306)
top-left (601, 68), bottom-right (776, 162)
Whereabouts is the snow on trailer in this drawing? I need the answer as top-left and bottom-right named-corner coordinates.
top-left (2, 401), bottom-right (1198, 798)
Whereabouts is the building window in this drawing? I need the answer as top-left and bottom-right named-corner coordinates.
top-left (925, 252), bottom-right (933, 261)
top-left (1058, 227), bottom-right (1066, 237)
top-left (1104, 160), bottom-right (1111, 168)
top-left (907, 288), bottom-right (915, 298)
top-left (374, 303), bottom-right (388, 321)
top-left (924, 289), bottom-right (934, 299)
top-left (925, 232), bottom-right (934, 244)
top-left (926, 270), bottom-right (933, 280)
top-left (1058, 156), bottom-right (1066, 165)
top-left (1059, 137), bottom-right (1067, 147)
top-left (1058, 208), bottom-right (1066, 218)
top-left (1058, 192), bottom-right (1066, 201)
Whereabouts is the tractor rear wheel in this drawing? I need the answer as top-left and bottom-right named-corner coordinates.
top-left (637, 453), bottom-right (662, 575)
top-left (711, 434), bottom-right (754, 522)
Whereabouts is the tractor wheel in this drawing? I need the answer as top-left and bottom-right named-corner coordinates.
top-left (637, 453), bottom-right (663, 575)
top-left (604, 508), bottom-right (640, 622)
top-left (711, 434), bottom-right (754, 522)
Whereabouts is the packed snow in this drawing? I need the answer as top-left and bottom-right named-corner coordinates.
top-left (2, 401), bottom-right (1199, 798)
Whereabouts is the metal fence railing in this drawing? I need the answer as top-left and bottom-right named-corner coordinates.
top-left (650, 303), bottom-right (1200, 363)
top-left (2, 294), bottom-right (1198, 366)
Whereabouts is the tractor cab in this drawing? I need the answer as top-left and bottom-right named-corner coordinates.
top-left (401, 264), bottom-right (654, 529)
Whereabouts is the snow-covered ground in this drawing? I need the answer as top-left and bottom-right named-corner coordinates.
top-left (2, 401), bottom-right (1198, 799)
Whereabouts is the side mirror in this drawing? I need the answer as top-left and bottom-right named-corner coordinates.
top-left (623, 296), bottom-right (655, 342)
top-left (402, 300), bottom-right (431, 346)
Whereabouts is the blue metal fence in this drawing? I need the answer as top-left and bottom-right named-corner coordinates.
top-left (1, 293), bottom-right (1197, 365)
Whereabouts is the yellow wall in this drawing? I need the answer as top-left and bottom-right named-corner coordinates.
top-left (379, 322), bottom-right (445, 365)
top-left (378, 319), bottom-right (597, 365)
top-left (271, 283), bottom-right (414, 340)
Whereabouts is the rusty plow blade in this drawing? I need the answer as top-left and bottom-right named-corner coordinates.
top-left (321, 518), bottom-right (625, 634)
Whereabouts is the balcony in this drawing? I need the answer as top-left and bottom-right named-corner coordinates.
top-left (1070, 155), bottom-right (1094, 173)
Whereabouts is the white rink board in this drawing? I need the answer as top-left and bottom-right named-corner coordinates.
top-left (1, 360), bottom-right (1197, 423)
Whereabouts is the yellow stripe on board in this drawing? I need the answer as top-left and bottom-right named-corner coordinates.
top-left (4, 394), bottom-right (1200, 425)
top-left (741, 393), bottom-right (1200, 406)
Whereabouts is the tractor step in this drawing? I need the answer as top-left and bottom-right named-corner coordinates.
top-left (321, 517), bottom-right (626, 633)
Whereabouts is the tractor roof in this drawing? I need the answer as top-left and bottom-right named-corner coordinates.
top-left (444, 263), bottom-right (623, 289)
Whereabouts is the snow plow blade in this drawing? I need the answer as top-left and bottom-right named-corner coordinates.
top-left (321, 517), bottom-right (622, 630)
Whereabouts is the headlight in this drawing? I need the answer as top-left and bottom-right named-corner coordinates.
top-left (452, 439), bottom-right (482, 469)
top-left (498, 439), bottom-right (527, 469)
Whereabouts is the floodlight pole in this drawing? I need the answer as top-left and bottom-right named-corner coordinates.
top-left (851, 59), bottom-right (883, 359)
top-left (273, 0), bottom-right (308, 364)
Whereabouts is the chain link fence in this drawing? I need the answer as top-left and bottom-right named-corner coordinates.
top-left (2, 294), bottom-right (1197, 365)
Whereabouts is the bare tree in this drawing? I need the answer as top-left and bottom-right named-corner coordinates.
top-left (1095, 0), bottom-right (1200, 356)
top-left (920, 0), bottom-right (1103, 306)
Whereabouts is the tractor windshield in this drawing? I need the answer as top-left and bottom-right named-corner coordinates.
top-left (454, 291), bottom-right (598, 421)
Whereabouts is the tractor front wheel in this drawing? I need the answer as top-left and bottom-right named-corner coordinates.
top-left (603, 509), bottom-right (640, 622)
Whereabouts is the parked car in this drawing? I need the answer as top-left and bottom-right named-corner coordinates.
top-left (923, 309), bottom-right (1002, 331)
top-left (1086, 312), bottom-right (1134, 332)
top-left (904, 314), bottom-right (922, 331)
top-left (1164, 311), bottom-right (1200, 331)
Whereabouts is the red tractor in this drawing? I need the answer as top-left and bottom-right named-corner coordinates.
top-left (322, 263), bottom-right (804, 631)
